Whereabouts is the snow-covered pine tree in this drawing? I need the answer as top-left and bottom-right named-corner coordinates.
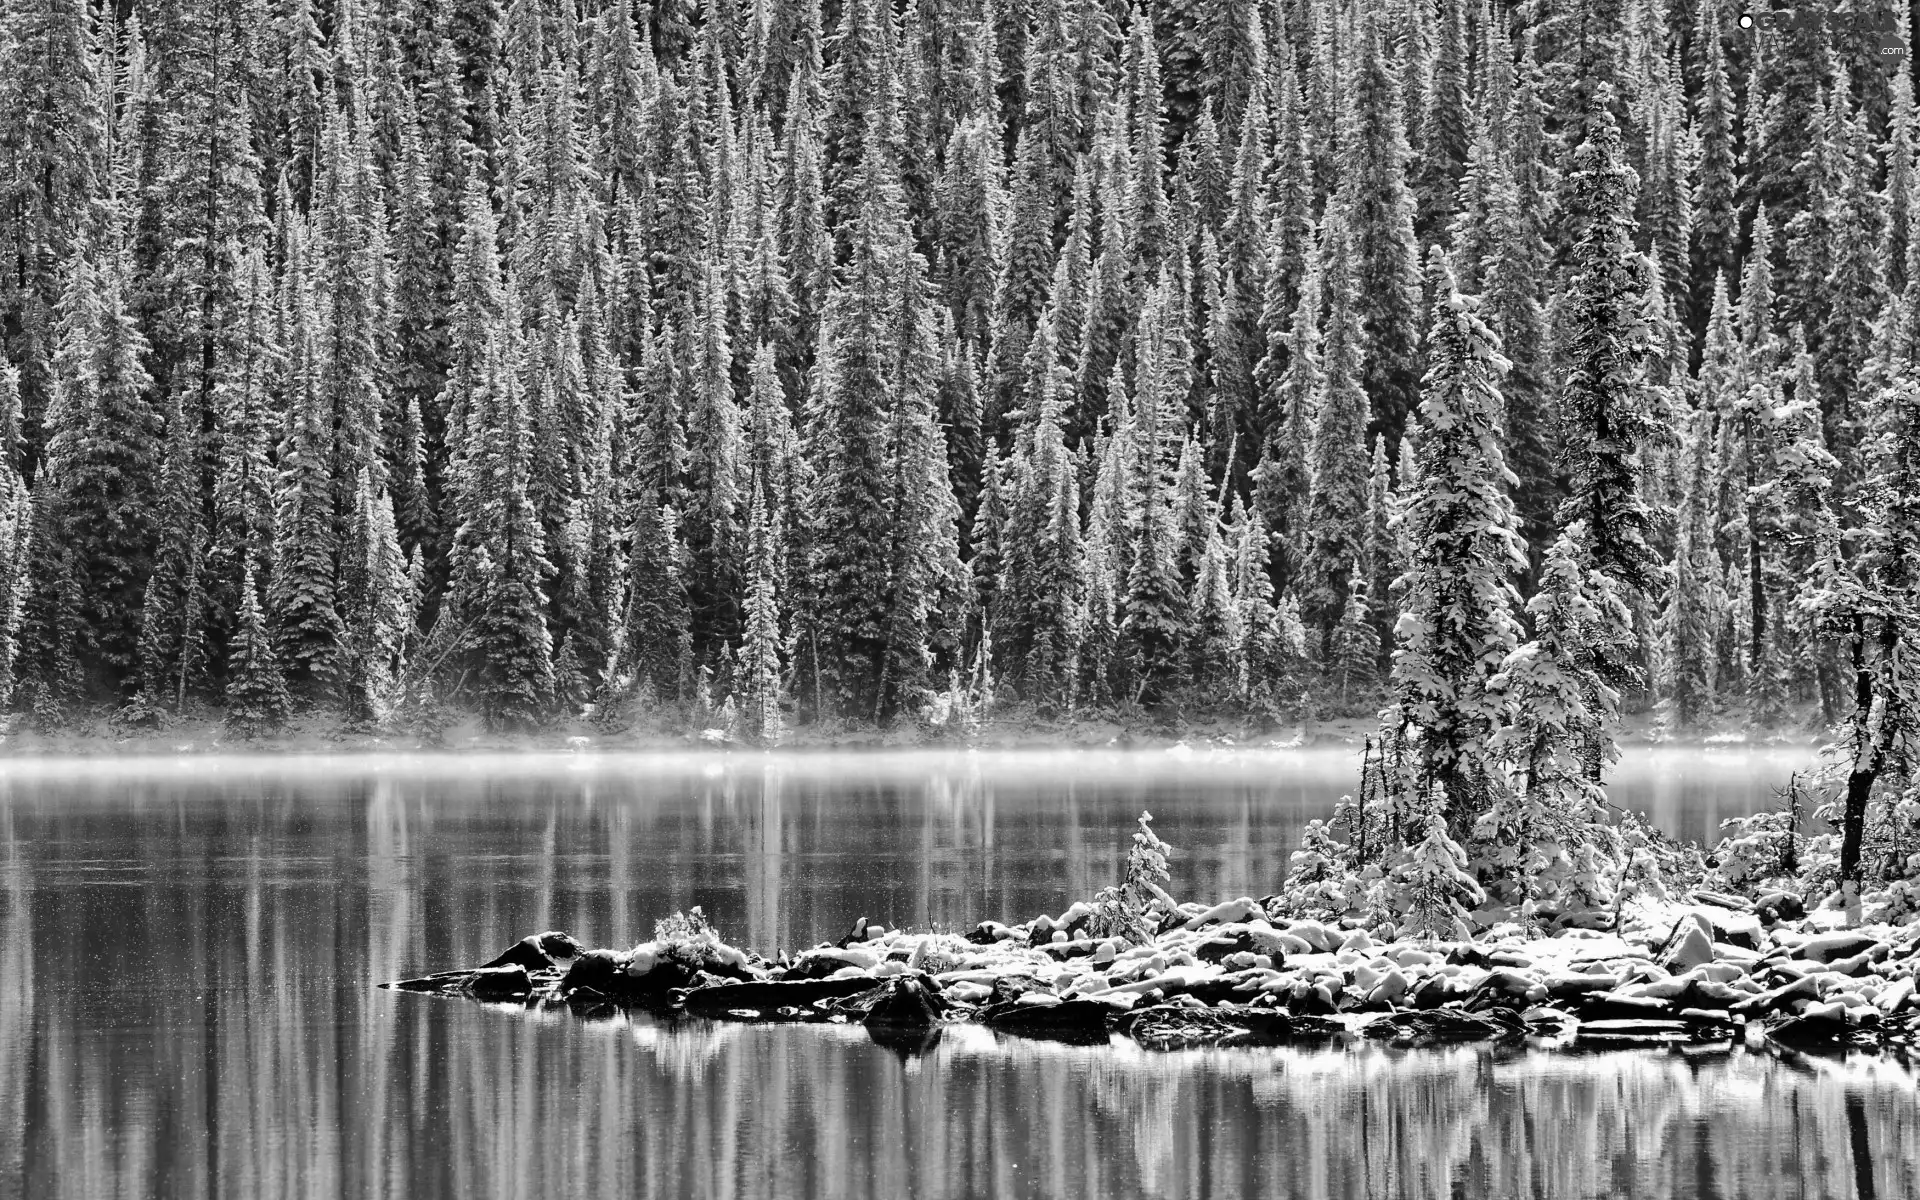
top-left (224, 564), bottom-right (291, 738)
top-left (1126, 17), bottom-right (1171, 274)
top-left (807, 109), bottom-right (910, 721)
top-left (1330, 563), bottom-right (1379, 708)
top-left (32, 240), bottom-right (161, 695)
top-left (1476, 137), bottom-right (1554, 568)
top-left (1556, 97), bottom-right (1664, 720)
top-left (135, 388), bottom-right (210, 713)
top-left (1169, 431), bottom-right (1212, 586)
top-left (1390, 278), bottom-right (1526, 834)
top-left (1077, 101), bottom-right (1138, 422)
top-left (1337, 12), bottom-right (1423, 447)
top-left (1186, 493), bottom-right (1234, 694)
top-left (0, 0), bottom-right (102, 441)
top-left (683, 256), bottom-right (744, 660)
top-left (875, 259), bottom-right (966, 722)
top-left (1484, 525), bottom-right (1630, 913)
top-left (389, 98), bottom-right (449, 556)
top-left (1363, 434), bottom-right (1396, 660)
top-left (736, 474), bottom-right (784, 745)
top-left (270, 196), bottom-right (345, 697)
top-left (1208, 89), bottom-right (1270, 476)
top-left (1119, 273), bottom-right (1189, 703)
top-left (1690, 0), bottom-right (1737, 331)
top-left (1265, 36), bottom-right (1311, 313)
top-left (444, 309), bottom-right (555, 731)
top-left (208, 246), bottom-right (283, 667)
top-left (1389, 807), bottom-right (1485, 941)
top-left (936, 323), bottom-right (985, 541)
top-left (1797, 302), bottom-right (1920, 898)
top-left (341, 468), bottom-right (417, 725)
top-left (1887, 35), bottom-right (1919, 297)
top-left (1661, 409), bottom-right (1719, 732)
top-left (0, 367), bottom-right (30, 711)
top-left (1252, 219), bottom-right (1319, 597)
top-left (1302, 213), bottom-right (1372, 657)
top-left (1413, 0), bottom-right (1470, 245)
top-left (1816, 77), bottom-right (1889, 468)
top-left (998, 316), bottom-right (1083, 704)
top-left (144, 0), bottom-right (265, 532)
top-left (987, 119), bottom-right (1062, 442)
top-left (310, 83), bottom-right (390, 525)
top-left (933, 111), bottom-right (1005, 363)
top-left (1225, 491), bottom-right (1283, 704)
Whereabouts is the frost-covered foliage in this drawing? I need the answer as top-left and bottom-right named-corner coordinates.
top-left (1610, 809), bottom-right (1707, 908)
top-left (1087, 810), bottom-right (1178, 943)
top-left (1388, 808), bottom-right (1484, 941)
top-left (1711, 810), bottom-right (1802, 890)
top-left (1124, 810), bottom-right (1174, 910)
top-left (0, 0), bottom-right (1899, 744)
top-left (654, 908), bottom-right (716, 944)
top-left (634, 906), bottom-right (757, 977)
top-left (1279, 817), bottom-right (1366, 922)
top-left (1475, 529), bottom-right (1627, 913)
top-left (1710, 771), bottom-right (1920, 908)
top-left (1390, 278), bottom-right (1526, 832)
top-left (224, 566), bottom-right (289, 739)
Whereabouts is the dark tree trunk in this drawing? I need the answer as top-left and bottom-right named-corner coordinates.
top-left (1839, 617), bottom-right (1884, 888)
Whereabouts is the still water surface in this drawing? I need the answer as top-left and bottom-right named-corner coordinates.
top-left (2, 747), bottom-right (1914, 1199)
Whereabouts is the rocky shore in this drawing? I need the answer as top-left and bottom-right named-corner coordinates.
top-left (384, 888), bottom-right (1920, 1060)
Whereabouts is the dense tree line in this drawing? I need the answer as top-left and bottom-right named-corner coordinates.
top-left (0, 0), bottom-right (1915, 882)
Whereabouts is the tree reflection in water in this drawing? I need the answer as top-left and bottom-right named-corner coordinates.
top-left (0, 751), bottom-right (1905, 1200)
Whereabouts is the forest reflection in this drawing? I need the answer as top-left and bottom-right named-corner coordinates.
top-left (5, 750), bottom-right (1896, 1200)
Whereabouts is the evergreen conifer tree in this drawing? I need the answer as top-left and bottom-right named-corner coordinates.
top-left (1389, 809), bottom-right (1485, 940)
top-left (1337, 13), bottom-right (1424, 446)
top-left (1390, 280), bottom-right (1527, 832)
top-left (1118, 276), bottom-right (1189, 702)
top-left (737, 475), bottom-right (784, 745)
top-left (0, 368), bottom-right (30, 711)
top-left (445, 314), bottom-right (555, 730)
top-left (1662, 410), bottom-right (1718, 731)
top-left (1557, 97), bottom-right (1664, 717)
top-left (1329, 563), bottom-right (1379, 707)
top-left (1252, 221), bottom-right (1319, 596)
top-left (1302, 215), bottom-right (1373, 654)
top-left (807, 111), bottom-right (912, 720)
top-left (225, 564), bottom-right (291, 738)
top-left (34, 243), bottom-right (161, 693)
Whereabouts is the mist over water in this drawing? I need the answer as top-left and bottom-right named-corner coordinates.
top-left (2, 747), bottom-right (1911, 1199)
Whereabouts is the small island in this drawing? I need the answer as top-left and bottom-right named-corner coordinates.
top-left (386, 810), bottom-right (1920, 1062)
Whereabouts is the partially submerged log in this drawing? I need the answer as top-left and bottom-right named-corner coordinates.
top-left (679, 976), bottom-right (883, 1018)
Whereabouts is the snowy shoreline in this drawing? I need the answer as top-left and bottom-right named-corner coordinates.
top-left (385, 886), bottom-right (1920, 1062)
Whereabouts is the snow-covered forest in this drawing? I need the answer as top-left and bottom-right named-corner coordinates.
top-left (0, 0), bottom-right (1914, 788)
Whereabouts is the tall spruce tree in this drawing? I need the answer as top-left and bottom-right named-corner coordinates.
top-left (1337, 13), bottom-right (1424, 449)
top-left (224, 563), bottom-right (291, 737)
top-left (1389, 279), bottom-right (1526, 833)
top-left (807, 111), bottom-right (910, 720)
top-left (444, 309), bottom-right (554, 730)
top-left (1302, 214), bottom-right (1372, 656)
top-left (0, 367), bottom-right (30, 710)
top-left (32, 241), bottom-right (160, 694)
top-left (1558, 99), bottom-right (1663, 632)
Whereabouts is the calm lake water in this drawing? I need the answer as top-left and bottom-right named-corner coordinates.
top-left (2, 747), bottom-right (1915, 1200)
